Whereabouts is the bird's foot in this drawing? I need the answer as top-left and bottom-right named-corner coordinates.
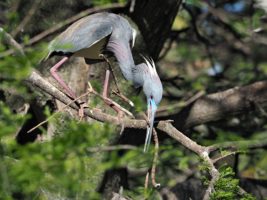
top-left (112, 89), bottom-right (134, 107)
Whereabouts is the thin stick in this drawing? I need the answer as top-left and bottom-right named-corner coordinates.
top-left (99, 54), bottom-right (134, 106)
top-left (151, 128), bottom-right (160, 188)
top-left (212, 152), bottom-right (237, 164)
top-left (99, 54), bottom-right (121, 94)
top-left (144, 171), bottom-right (149, 190)
top-left (129, 0), bottom-right (136, 12)
top-left (88, 82), bottom-right (134, 118)
top-left (87, 144), bottom-right (137, 153)
top-left (112, 89), bottom-right (134, 107)
top-left (0, 27), bottom-right (24, 56)
top-left (11, 0), bottom-right (42, 37)
top-left (27, 91), bottom-right (91, 133)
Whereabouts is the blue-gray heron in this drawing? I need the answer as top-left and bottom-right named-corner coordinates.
top-left (46, 12), bottom-right (162, 152)
top-left (46, 12), bottom-right (136, 103)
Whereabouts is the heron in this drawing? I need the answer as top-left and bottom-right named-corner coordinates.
top-left (45, 12), bottom-right (137, 114)
top-left (46, 12), bottom-right (163, 152)
top-left (132, 57), bottom-right (163, 152)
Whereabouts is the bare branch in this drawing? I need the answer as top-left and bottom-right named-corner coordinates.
top-left (208, 138), bottom-right (267, 153)
top-left (26, 71), bottom-right (147, 128)
top-left (87, 145), bottom-right (137, 153)
top-left (0, 27), bottom-right (24, 56)
top-left (172, 81), bottom-right (267, 130)
top-left (11, 0), bottom-right (42, 37)
top-left (151, 128), bottom-right (160, 188)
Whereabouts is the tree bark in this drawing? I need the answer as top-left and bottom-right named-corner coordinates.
top-left (129, 0), bottom-right (182, 59)
top-left (169, 81), bottom-right (267, 130)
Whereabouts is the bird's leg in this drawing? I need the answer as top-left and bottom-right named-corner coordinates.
top-left (99, 54), bottom-right (134, 107)
top-left (50, 56), bottom-right (87, 118)
top-left (50, 56), bottom-right (76, 99)
top-left (102, 70), bottom-right (127, 120)
top-left (99, 54), bottom-right (120, 93)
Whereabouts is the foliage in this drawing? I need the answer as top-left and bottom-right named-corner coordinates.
top-left (211, 166), bottom-right (255, 200)
top-left (0, 102), bottom-right (151, 199)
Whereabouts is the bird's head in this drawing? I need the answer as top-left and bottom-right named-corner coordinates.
top-left (141, 57), bottom-right (163, 152)
top-left (141, 57), bottom-right (163, 107)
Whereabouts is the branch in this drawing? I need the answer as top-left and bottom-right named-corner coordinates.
top-left (171, 81), bottom-right (267, 130)
top-left (208, 137), bottom-right (267, 153)
top-left (26, 71), bottom-right (147, 129)
top-left (11, 0), bottom-right (42, 37)
top-left (87, 145), bottom-right (137, 153)
top-left (26, 71), bottom-right (261, 199)
top-left (151, 128), bottom-right (160, 188)
top-left (156, 122), bottom-right (219, 199)
top-left (0, 27), bottom-right (24, 56)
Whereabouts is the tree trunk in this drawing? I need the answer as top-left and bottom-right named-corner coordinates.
top-left (129, 0), bottom-right (182, 59)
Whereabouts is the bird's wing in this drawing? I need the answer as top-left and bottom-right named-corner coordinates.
top-left (48, 16), bottom-right (113, 54)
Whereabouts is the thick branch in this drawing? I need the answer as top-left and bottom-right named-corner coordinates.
top-left (171, 81), bottom-right (267, 130)
top-left (26, 71), bottom-right (147, 129)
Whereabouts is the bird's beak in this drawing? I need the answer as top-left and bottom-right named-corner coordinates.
top-left (144, 98), bottom-right (157, 152)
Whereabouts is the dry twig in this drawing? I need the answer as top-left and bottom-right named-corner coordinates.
top-left (11, 0), bottom-right (42, 37)
top-left (151, 128), bottom-right (160, 188)
top-left (87, 82), bottom-right (134, 118)
top-left (0, 27), bottom-right (24, 56)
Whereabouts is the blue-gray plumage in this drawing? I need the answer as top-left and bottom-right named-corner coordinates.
top-left (47, 12), bottom-right (137, 98)
top-left (46, 12), bottom-right (163, 152)
top-left (133, 57), bottom-right (163, 152)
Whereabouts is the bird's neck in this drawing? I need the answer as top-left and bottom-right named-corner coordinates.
top-left (132, 63), bottom-right (146, 88)
top-left (106, 41), bottom-right (134, 81)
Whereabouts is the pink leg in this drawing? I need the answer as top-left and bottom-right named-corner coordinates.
top-left (50, 56), bottom-right (76, 98)
top-left (102, 70), bottom-right (122, 114)
top-left (102, 70), bottom-right (110, 98)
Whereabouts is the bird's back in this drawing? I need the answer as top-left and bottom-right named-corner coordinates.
top-left (48, 12), bottom-right (122, 57)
